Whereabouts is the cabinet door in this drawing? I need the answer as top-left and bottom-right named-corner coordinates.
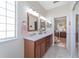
top-left (35, 45), bottom-right (41, 58)
top-left (24, 39), bottom-right (29, 58)
top-left (40, 41), bottom-right (45, 57)
top-left (24, 39), bottom-right (35, 58)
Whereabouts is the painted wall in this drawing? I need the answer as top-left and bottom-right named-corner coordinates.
top-left (45, 3), bottom-right (72, 17)
top-left (18, 1), bottom-right (46, 16)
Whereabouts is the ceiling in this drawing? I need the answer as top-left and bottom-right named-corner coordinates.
top-left (38, 1), bottom-right (70, 10)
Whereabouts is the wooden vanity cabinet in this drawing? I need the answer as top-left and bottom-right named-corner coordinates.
top-left (45, 35), bottom-right (52, 51)
top-left (40, 39), bottom-right (46, 57)
top-left (35, 43), bottom-right (41, 58)
top-left (35, 39), bottom-right (46, 58)
top-left (35, 39), bottom-right (41, 58)
top-left (24, 34), bottom-right (53, 58)
top-left (24, 39), bottom-right (35, 58)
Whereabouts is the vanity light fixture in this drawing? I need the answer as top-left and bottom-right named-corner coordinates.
top-left (53, 1), bottom-right (59, 4)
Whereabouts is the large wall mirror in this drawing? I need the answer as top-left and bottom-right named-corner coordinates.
top-left (40, 19), bottom-right (46, 31)
top-left (27, 13), bottom-right (38, 31)
top-left (46, 21), bottom-right (52, 28)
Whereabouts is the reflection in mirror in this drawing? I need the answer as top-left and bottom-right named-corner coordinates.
top-left (27, 13), bottom-right (38, 31)
top-left (47, 22), bottom-right (52, 28)
top-left (40, 19), bottom-right (46, 31)
top-left (54, 16), bottom-right (66, 48)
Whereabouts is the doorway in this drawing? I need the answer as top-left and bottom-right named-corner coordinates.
top-left (54, 16), bottom-right (66, 48)
top-left (76, 14), bottom-right (79, 56)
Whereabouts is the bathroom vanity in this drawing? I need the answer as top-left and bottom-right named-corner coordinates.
top-left (24, 33), bottom-right (53, 58)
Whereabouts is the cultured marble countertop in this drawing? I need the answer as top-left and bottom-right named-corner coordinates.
top-left (24, 32), bottom-right (53, 41)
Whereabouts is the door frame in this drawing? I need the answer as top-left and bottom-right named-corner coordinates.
top-left (53, 16), bottom-right (67, 48)
top-left (73, 11), bottom-right (79, 53)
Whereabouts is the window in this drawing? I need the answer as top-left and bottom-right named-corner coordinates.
top-left (0, 1), bottom-right (16, 40)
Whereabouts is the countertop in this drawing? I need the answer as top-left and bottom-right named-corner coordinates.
top-left (24, 32), bottom-right (53, 41)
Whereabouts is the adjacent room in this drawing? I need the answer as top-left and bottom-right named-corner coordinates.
top-left (0, 1), bottom-right (79, 58)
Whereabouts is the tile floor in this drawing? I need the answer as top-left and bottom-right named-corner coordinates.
top-left (43, 45), bottom-right (77, 58)
top-left (78, 45), bottom-right (79, 57)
